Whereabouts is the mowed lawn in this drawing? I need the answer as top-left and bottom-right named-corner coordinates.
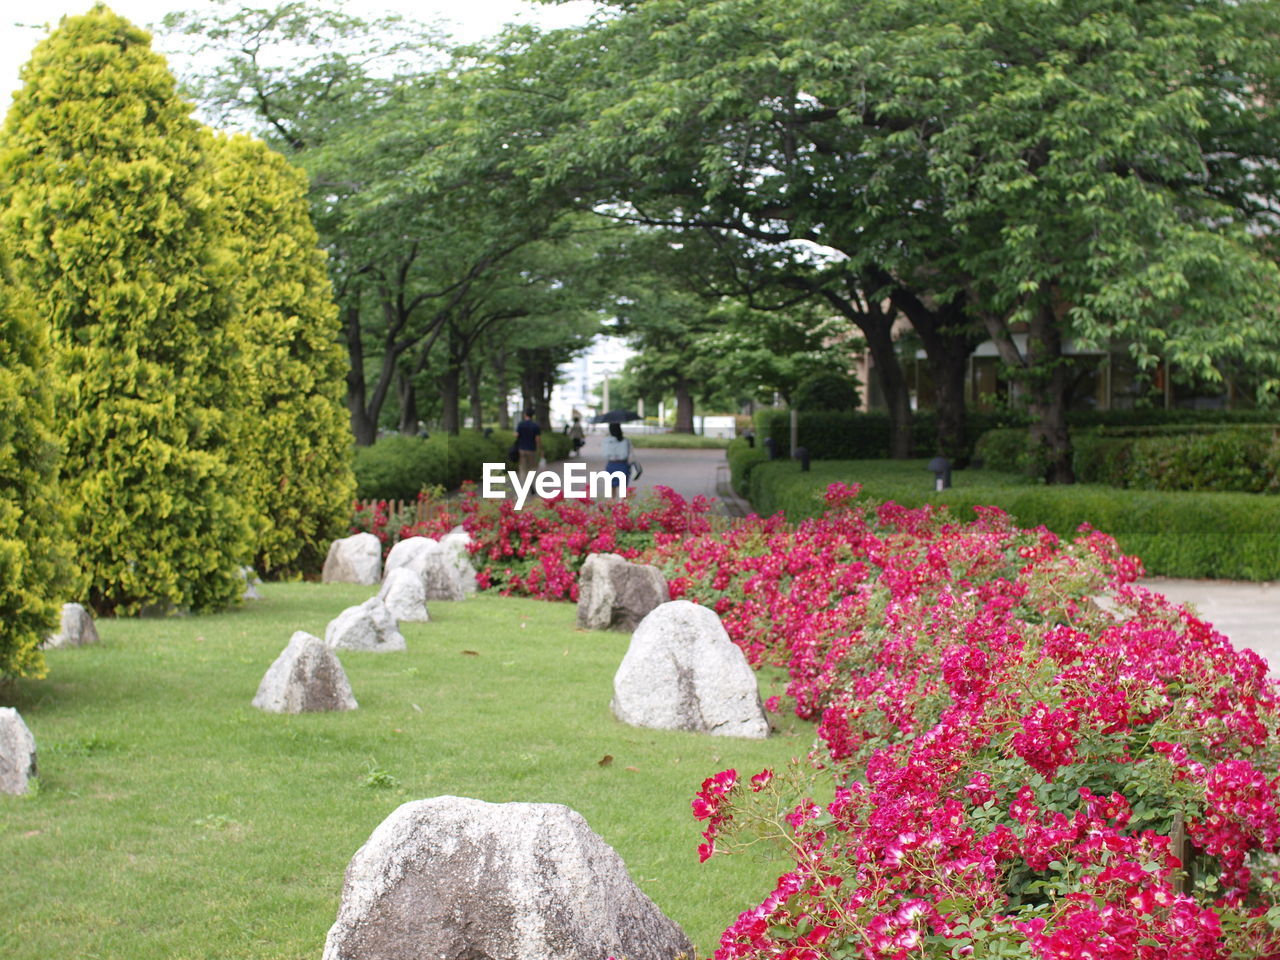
top-left (0, 583), bottom-right (807, 960)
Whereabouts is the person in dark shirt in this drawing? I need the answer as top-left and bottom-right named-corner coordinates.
top-left (516, 407), bottom-right (542, 485)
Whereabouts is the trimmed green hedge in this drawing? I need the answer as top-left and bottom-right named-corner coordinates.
top-left (753, 409), bottom-right (1023, 461)
top-left (978, 425), bottom-right (1280, 492)
top-left (727, 438), bottom-right (771, 496)
top-left (354, 432), bottom-right (504, 499)
top-left (746, 458), bottom-right (1280, 580)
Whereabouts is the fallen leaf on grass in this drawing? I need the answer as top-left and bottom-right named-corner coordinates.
top-left (625, 766), bottom-right (640, 773)
top-left (598, 755), bottom-right (613, 767)
top-left (461, 650), bottom-right (480, 656)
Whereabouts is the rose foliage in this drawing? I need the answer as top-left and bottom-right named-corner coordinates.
top-left (354, 482), bottom-right (1280, 958)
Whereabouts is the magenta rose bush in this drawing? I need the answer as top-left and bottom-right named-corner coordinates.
top-left (354, 482), bottom-right (1280, 958)
top-left (662, 486), bottom-right (1280, 959)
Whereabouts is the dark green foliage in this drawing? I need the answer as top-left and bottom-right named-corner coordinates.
top-left (726, 439), bottom-right (770, 497)
top-left (0, 254), bottom-right (70, 678)
top-left (747, 459), bottom-right (1280, 580)
top-left (790, 372), bottom-right (861, 412)
top-left (354, 431), bottom-right (527, 499)
top-left (980, 424), bottom-right (1280, 491)
top-left (754, 409), bottom-right (1020, 461)
top-left (0, 6), bottom-right (250, 615)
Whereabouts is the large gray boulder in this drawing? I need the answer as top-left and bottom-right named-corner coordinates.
top-left (612, 600), bottom-right (768, 739)
top-left (576, 553), bottom-right (668, 632)
top-left (383, 536), bottom-right (442, 580)
top-left (377, 568), bottom-right (430, 623)
top-left (321, 796), bottom-right (694, 960)
top-left (0, 708), bottom-right (37, 795)
top-left (384, 536), bottom-right (466, 602)
top-left (325, 597), bottom-right (407, 653)
top-left (323, 533), bottom-right (383, 585)
top-left (439, 530), bottom-right (478, 595)
top-left (252, 632), bottom-right (358, 714)
top-left (45, 602), bottom-right (99, 649)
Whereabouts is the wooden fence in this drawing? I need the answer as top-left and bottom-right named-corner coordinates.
top-left (353, 499), bottom-right (449, 525)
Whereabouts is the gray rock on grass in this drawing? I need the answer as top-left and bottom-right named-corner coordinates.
top-left (384, 536), bottom-right (466, 602)
top-left (612, 600), bottom-right (768, 739)
top-left (325, 597), bottom-right (407, 653)
top-left (252, 631), bottom-right (358, 713)
top-left (377, 567), bottom-right (430, 623)
top-left (0, 708), bottom-right (37, 795)
top-left (383, 536), bottom-right (442, 579)
top-left (576, 553), bottom-right (668, 632)
top-left (321, 796), bottom-right (694, 960)
top-left (45, 602), bottom-right (99, 649)
top-left (323, 533), bottom-right (383, 585)
top-left (438, 530), bottom-right (477, 595)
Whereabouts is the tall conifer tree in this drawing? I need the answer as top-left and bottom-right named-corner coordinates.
top-left (209, 133), bottom-right (354, 577)
top-left (0, 5), bottom-right (249, 615)
top-left (0, 252), bottom-right (69, 678)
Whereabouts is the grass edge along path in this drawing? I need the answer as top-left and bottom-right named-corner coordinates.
top-left (0, 584), bottom-right (804, 960)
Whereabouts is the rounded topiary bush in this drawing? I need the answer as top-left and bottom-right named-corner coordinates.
top-left (791, 372), bottom-right (861, 411)
top-left (353, 436), bottom-right (444, 501)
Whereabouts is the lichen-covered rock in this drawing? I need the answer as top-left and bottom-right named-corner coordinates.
top-left (252, 631), bottom-right (358, 713)
top-left (383, 536), bottom-right (442, 579)
top-left (325, 597), bottom-right (406, 653)
top-left (322, 533), bottom-right (382, 585)
top-left (377, 567), bottom-right (430, 623)
top-left (576, 553), bottom-right (668, 632)
top-left (438, 530), bottom-right (477, 595)
top-left (322, 796), bottom-right (694, 960)
top-left (612, 600), bottom-right (768, 739)
top-left (0, 708), bottom-right (37, 795)
top-left (44, 602), bottom-right (99, 649)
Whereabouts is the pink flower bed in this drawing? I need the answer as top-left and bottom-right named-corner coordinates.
top-left (355, 483), bottom-right (1280, 958)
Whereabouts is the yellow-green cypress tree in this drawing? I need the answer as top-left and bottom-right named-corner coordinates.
top-left (0, 251), bottom-right (70, 678)
top-left (0, 5), bottom-right (249, 615)
top-left (209, 132), bottom-right (354, 577)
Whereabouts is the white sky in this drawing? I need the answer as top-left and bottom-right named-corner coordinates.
top-left (3, 0), bottom-right (598, 113)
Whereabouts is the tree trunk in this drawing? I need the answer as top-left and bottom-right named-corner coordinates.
top-left (466, 360), bottom-right (484, 431)
top-left (862, 312), bottom-right (913, 458)
top-left (494, 348), bottom-right (511, 429)
top-left (878, 274), bottom-right (981, 463)
top-left (673, 378), bottom-right (695, 433)
top-left (343, 303), bottom-right (378, 446)
top-left (1026, 302), bottom-right (1074, 484)
top-left (396, 370), bottom-right (419, 435)
top-left (440, 365), bottom-right (462, 435)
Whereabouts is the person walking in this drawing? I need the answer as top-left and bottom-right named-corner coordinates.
top-left (602, 421), bottom-right (632, 496)
top-left (516, 406), bottom-right (542, 485)
top-left (567, 415), bottom-right (585, 457)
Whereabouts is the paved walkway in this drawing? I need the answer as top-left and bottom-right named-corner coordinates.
top-left (551, 437), bottom-right (1280, 673)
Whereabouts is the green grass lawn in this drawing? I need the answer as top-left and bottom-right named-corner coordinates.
top-left (630, 434), bottom-right (733, 449)
top-left (0, 584), bottom-right (805, 960)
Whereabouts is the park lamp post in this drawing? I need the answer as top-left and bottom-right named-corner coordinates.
top-left (927, 456), bottom-right (951, 492)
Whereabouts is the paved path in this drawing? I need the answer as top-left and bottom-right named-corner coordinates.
top-left (552, 438), bottom-right (1280, 672)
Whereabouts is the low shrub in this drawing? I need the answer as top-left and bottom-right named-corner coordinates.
top-left (981, 425), bottom-right (1280, 491)
top-left (726, 438), bottom-right (770, 496)
top-left (631, 434), bottom-right (733, 449)
top-left (755, 409), bottom-right (1020, 461)
top-left (791, 371), bottom-right (860, 411)
top-left (353, 431), bottom-right (515, 500)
